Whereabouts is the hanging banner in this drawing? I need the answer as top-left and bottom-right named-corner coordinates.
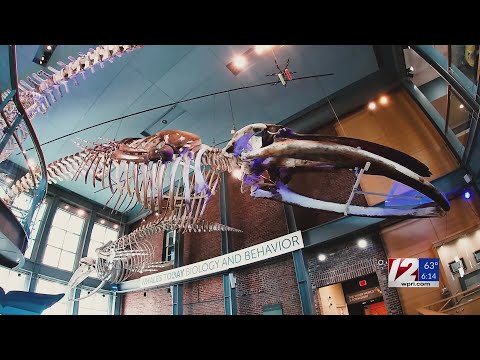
top-left (138, 230), bottom-right (304, 289)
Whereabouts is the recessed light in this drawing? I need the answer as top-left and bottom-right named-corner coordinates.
top-left (379, 95), bottom-right (388, 105)
top-left (77, 209), bottom-right (85, 216)
top-left (232, 55), bottom-right (247, 70)
top-left (100, 219), bottom-right (106, 224)
top-left (409, 66), bottom-right (414, 72)
top-left (47, 45), bottom-right (52, 51)
top-left (357, 239), bottom-right (368, 248)
top-left (113, 224), bottom-right (119, 229)
top-left (162, 119), bottom-right (167, 124)
top-left (459, 104), bottom-right (464, 109)
top-left (41, 56), bottom-right (45, 61)
top-left (368, 102), bottom-right (376, 110)
top-left (64, 205), bottom-right (70, 209)
top-left (318, 254), bottom-right (327, 261)
top-left (39, 60), bottom-right (43, 65)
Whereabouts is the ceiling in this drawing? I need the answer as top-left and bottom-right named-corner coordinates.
top-left (3, 45), bottom-right (380, 215)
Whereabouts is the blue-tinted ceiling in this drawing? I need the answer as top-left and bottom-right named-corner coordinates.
top-left (6, 45), bottom-right (379, 211)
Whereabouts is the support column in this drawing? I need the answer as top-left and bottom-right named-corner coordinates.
top-left (172, 231), bottom-right (183, 315)
top-left (220, 172), bottom-right (237, 315)
top-left (283, 204), bottom-right (314, 315)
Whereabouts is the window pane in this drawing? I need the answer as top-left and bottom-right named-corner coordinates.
top-left (58, 251), bottom-right (76, 271)
top-left (42, 207), bottom-right (85, 270)
top-left (91, 224), bottom-right (106, 241)
top-left (52, 209), bottom-right (70, 230)
top-left (104, 228), bottom-right (119, 243)
top-left (87, 241), bottom-right (101, 259)
top-left (0, 266), bottom-right (28, 292)
top-left (47, 227), bottom-right (66, 248)
top-left (35, 278), bottom-right (70, 315)
top-left (68, 215), bottom-right (85, 235)
top-left (77, 290), bottom-right (111, 315)
top-left (63, 233), bottom-right (80, 253)
top-left (43, 246), bottom-right (61, 268)
top-left (87, 223), bottom-right (118, 276)
top-left (451, 45), bottom-right (479, 84)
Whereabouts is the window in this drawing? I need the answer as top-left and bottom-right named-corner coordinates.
top-left (87, 220), bottom-right (119, 278)
top-left (263, 304), bottom-right (283, 315)
top-left (42, 206), bottom-right (87, 271)
top-left (77, 290), bottom-right (112, 315)
top-left (474, 250), bottom-right (480, 264)
top-left (87, 221), bottom-right (119, 258)
top-left (163, 230), bottom-right (177, 262)
top-left (0, 266), bottom-right (29, 292)
top-left (24, 199), bottom-right (48, 259)
top-left (35, 278), bottom-right (71, 315)
top-left (448, 258), bottom-right (467, 274)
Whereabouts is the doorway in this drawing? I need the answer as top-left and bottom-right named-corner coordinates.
top-left (316, 273), bottom-right (386, 315)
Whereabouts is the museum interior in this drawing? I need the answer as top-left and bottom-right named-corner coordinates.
top-left (0, 44), bottom-right (479, 315)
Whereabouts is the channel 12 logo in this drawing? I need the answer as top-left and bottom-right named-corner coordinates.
top-left (388, 258), bottom-right (440, 288)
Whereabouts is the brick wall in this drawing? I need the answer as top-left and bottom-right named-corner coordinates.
top-left (121, 288), bottom-right (172, 315)
top-left (235, 256), bottom-right (302, 315)
top-left (304, 234), bottom-right (403, 315)
top-left (181, 192), bottom-right (224, 314)
top-left (183, 276), bottom-right (224, 315)
top-left (227, 175), bottom-right (303, 315)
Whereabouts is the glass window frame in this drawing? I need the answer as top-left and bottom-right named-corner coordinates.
top-left (41, 204), bottom-right (88, 272)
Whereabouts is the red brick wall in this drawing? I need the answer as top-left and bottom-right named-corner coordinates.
top-left (182, 192), bottom-right (224, 314)
top-left (227, 175), bottom-right (303, 315)
top-left (183, 276), bottom-right (224, 315)
top-left (235, 257), bottom-right (302, 315)
top-left (122, 288), bottom-right (172, 315)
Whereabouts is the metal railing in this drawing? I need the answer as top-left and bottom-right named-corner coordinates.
top-left (417, 284), bottom-right (480, 315)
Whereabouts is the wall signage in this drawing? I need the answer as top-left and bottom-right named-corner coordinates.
top-left (137, 231), bottom-right (304, 290)
top-left (346, 286), bottom-right (382, 304)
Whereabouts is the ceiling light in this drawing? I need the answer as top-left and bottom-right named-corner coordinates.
top-left (100, 219), bottom-right (106, 224)
top-left (232, 55), bottom-right (247, 70)
top-left (77, 209), bottom-right (85, 216)
top-left (379, 95), bottom-right (388, 105)
top-left (409, 66), bottom-right (414, 72)
top-left (232, 168), bottom-right (243, 180)
top-left (459, 104), bottom-right (464, 109)
top-left (142, 218), bottom-right (146, 222)
top-left (41, 56), bottom-right (45, 61)
top-left (39, 60), bottom-right (43, 65)
top-left (162, 119), bottom-right (167, 124)
top-left (464, 191), bottom-right (471, 200)
top-left (255, 45), bottom-right (272, 54)
top-left (155, 212), bottom-right (159, 216)
top-left (113, 224), bottom-right (119, 229)
top-left (318, 254), bottom-right (327, 262)
top-left (368, 102), bottom-right (376, 110)
top-left (357, 239), bottom-right (368, 248)
top-left (46, 45), bottom-right (52, 51)
top-left (64, 205), bottom-right (70, 209)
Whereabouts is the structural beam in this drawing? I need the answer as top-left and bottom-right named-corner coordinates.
top-left (172, 231), bottom-right (183, 315)
top-left (220, 172), bottom-right (237, 315)
top-left (283, 204), bottom-right (314, 315)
